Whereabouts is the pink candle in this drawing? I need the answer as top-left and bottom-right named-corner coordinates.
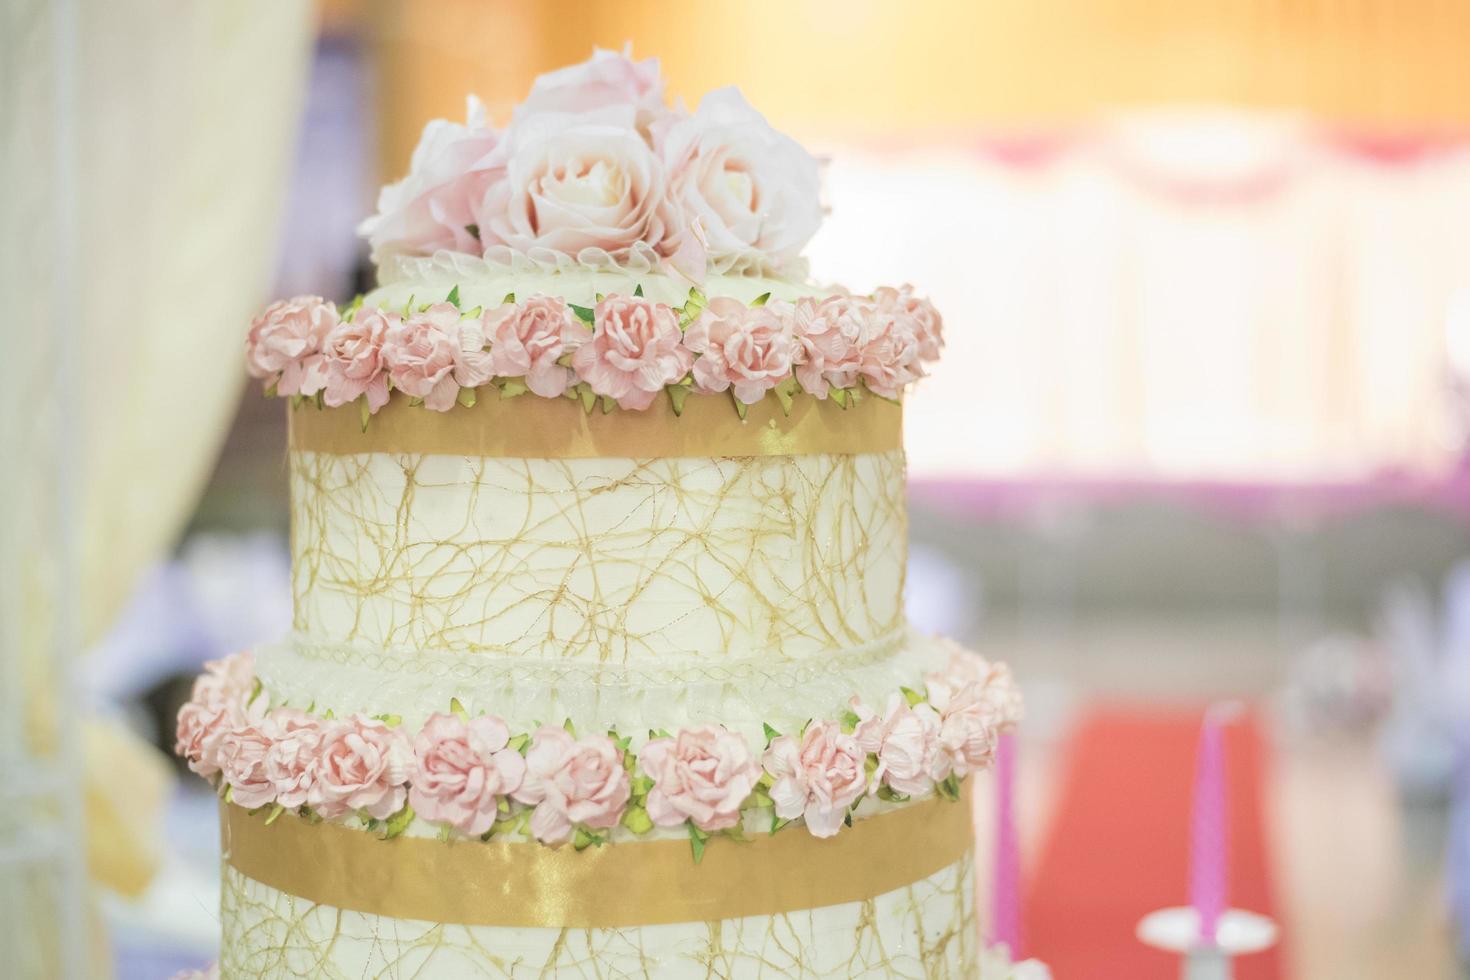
top-left (1190, 711), bottom-right (1228, 944)
top-left (990, 732), bottom-right (1022, 954)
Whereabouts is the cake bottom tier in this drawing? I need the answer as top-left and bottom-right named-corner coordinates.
top-left (219, 853), bottom-right (976, 979)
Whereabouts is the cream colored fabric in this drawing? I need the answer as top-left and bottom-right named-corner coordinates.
top-left (809, 113), bottom-right (1470, 482)
top-left (1, 1), bottom-right (313, 974)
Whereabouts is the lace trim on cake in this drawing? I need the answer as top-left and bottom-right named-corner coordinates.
top-left (379, 244), bottom-right (808, 284)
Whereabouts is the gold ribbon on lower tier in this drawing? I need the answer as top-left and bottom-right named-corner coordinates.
top-left (288, 390), bottom-right (902, 459)
top-left (221, 787), bottom-right (972, 928)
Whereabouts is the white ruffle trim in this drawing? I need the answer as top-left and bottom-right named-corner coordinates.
top-left (254, 626), bottom-right (952, 748)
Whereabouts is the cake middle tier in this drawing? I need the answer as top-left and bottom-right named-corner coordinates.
top-left (291, 449), bottom-right (907, 664)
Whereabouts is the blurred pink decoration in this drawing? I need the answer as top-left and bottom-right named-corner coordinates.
top-left (1190, 711), bottom-right (1228, 944)
top-left (990, 731), bottom-right (1022, 955)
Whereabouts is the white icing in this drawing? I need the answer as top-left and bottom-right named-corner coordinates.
top-left (367, 249), bottom-right (823, 311)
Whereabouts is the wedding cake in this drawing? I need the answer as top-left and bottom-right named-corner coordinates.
top-left (176, 48), bottom-right (1025, 979)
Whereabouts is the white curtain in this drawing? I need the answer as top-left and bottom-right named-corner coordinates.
top-left (809, 112), bottom-right (1470, 483)
top-left (0, 1), bottom-right (313, 975)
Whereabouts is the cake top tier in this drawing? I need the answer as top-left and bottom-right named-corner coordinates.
top-left (244, 48), bottom-right (943, 425)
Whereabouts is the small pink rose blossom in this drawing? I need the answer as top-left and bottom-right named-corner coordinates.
top-left (790, 296), bottom-right (860, 399)
top-left (309, 716), bottom-right (413, 821)
top-left (245, 296), bottom-right (337, 396)
top-left (384, 303), bottom-right (461, 411)
top-left (409, 713), bottom-right (527, 836)
top-left (263, 708), bottom-right (324, 809)
top-left (685, 297), bottom-right (794, 404)
top-left (192, 650), bottom-right (255, 710)
top-left (484, 296), bottom-right (589, 398)
top-left (175, 699), bottom-right (236, 779)
top-left (762, 720), bottom-right (868, 838)
top-left (571, 296), bottom-right (691, 410)
top-left (641, 725), bottom-right (761, 832)
top-left (219, 722), bottom-right (276, 809)
top-left (854, 304), bottom-right (921, 399)
top-left (925, 673), bottom-right (998, 778)
top-left (853, 693), bottom-right (947, 797)
top-left (513, 726), bottom-right (630, 844)
top-left (940, 642), bottom-right (1024, 731)
top-left (321, 308), bottom-right (395, 411)
top-left (873, 285), bottom-right (944, 364)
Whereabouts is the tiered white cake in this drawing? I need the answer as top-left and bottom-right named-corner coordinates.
top-left (178, 49), bottom-right (1021, 979)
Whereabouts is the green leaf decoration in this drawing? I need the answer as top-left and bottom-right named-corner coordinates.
top-left (302, 808), bottom-right (323, 825)
top-left (402, 294), bottom-right (415, 315)
top-left (770, 814), bottom-right (790, 835)
top-left (343, 294), bottom-right (364, 317)
top-left (498, 796), bottom-right (511, 814)
top-left (844, 810), bottom-right (854, 828)
top-left (562, 717), bottom-right (577, 736)
top-left (263, 381), bottom-right (278, 398)
top-left (840, 709), bottom-right (861, 732)
top-left (314, 390), bottom-right (325, 410)
top-left (573, 827), bottom-right (605, 851)
top-left (595, 292), bottom-right (606, 302)
top-left (634, 283), bottom-right (644, 297)
top-left (383, 804), bottom-right (415, 839)
top-left (358, 396), bottom-right (371, 432)
top-left (731, 391), bottom-right (749, 420)
top-left (829, 388), bottom-right (851, 409)
top-left (688, 823), bottom-right (710, 863)
top-left (631, 774), bottom-right (654, 797)
top-left (322, 709), bottom-right (336, 720)
top-left (247, 676), bottom-right (263, 707)
top-left (667, 385), bottom-right (691, 416)
top-left (773, 376), bottom-right (798, 416)
top-left (600, 395), bottom-right (616, 415)
top-left (750, 291), bottom-right (771, 307)
top-left (577, 383), bottom-right (597, 414)
top-left (761, 722), bottom-right (780, 748)
top-left (502, 292), bottom-right (515, 305)
top-left (569, 302), bottom-right (595, 324)
top-left (445, 285), bottom-right (461, 308)
top-left (375, 713), bottom-right (403, 727)
top-left (449, 697), bottom-right (469, 720)
top-left (438, 825), bottom-right (453, 843)
top-left (508, 732), bottom-right (529, 754)
top-left (900, 686), bottom-right (924, 707)
top-left (465, 223), bottom-right (480, 241)
top-left (263, 804), bottom-right (286, 826)
top-left (222, 784), bottom-right (234, 804)
top-left (464, 305), bottom-right (483, 318)
top-left (457, 386), bottom-right (477, 409)
top-left (622, 805), bottom-right (654, 835)
top-left (748, 786), bottom-right (773, 809)
top-left (499, 378), bottom-right (528, 400)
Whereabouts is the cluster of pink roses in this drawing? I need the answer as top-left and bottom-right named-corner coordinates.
top-left (244, 285), bottom-right (942, 413)
top-left (177, 645), bottom-right (1018, 847)
top-left (358, 47), bottom-right (822, 278)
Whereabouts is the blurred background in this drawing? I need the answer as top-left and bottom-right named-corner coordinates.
top-left (5, 1), bottom-right (1470, 977)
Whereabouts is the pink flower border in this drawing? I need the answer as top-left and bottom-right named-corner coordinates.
top-left (244, 285), bottom-right (943, 419)
top-left (177, 645), bottom-right (1018, 856)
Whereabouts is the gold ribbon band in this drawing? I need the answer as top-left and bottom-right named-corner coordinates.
top-left (221, 788), bottom-right (972, 928)
top-left (288, 391), bottom-right (902, 459)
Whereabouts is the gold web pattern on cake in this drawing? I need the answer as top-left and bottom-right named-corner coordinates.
top-left (290, 452), bottom-right (907, 663)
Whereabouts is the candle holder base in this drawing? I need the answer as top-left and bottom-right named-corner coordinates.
top-left (1137, 907), bottom-right (1278, 980)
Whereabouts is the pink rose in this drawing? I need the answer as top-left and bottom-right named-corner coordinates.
top-left (513, 726), bottom-right (630, 844)
top-left (483, 296), bottom-right (589, 398)
top-left (175, 699), bottom-right (236, 779)
top-left (321, 308), bottom-right (395, 411)
top-left (853, 693), bottom-right (947, 797)
top-left (245, 297), bottom-right (338, 397)
top-left (175, 651), bottom-right (261, 778)
top-left (219, 722), bottom-right (276, 809)
top-left (790, 296), bottom-right (860, 399)
top-left (309, 716), bottom-right (413, 821)
top-left (383, 303), bottom-right (461, 411)
top-left (685, 297), bottom-right (794, 404)
top-left (925, 673), bottom-right (998, 778)
top-left (516, 46), bottom-right (668, 131)
top-left (262, 708), bottom-right (324, 809)
top-left (873, 285), bottom-right (944, 364)
top-left (571, 295), bottom-right (691, 410)
top-left (358, 96), bottom-right (503, 262)
top-left (854, 305), bottom-right (922, 399)
top-left (660, 88), bottom-right (822, 272)
top-left (941, 644), bottom-right (1024, 731)
top-left (762, 720), bottom-right (868, 838)
top-left (641, 725), bottom-right (761, 832)
top-left (409, 713), bottom-right (527, 836)
top-left (475, 108), bottom-right (674, 262)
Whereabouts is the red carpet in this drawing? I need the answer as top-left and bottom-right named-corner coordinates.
top-left (1026, 707), bottom-right (1285, 979)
